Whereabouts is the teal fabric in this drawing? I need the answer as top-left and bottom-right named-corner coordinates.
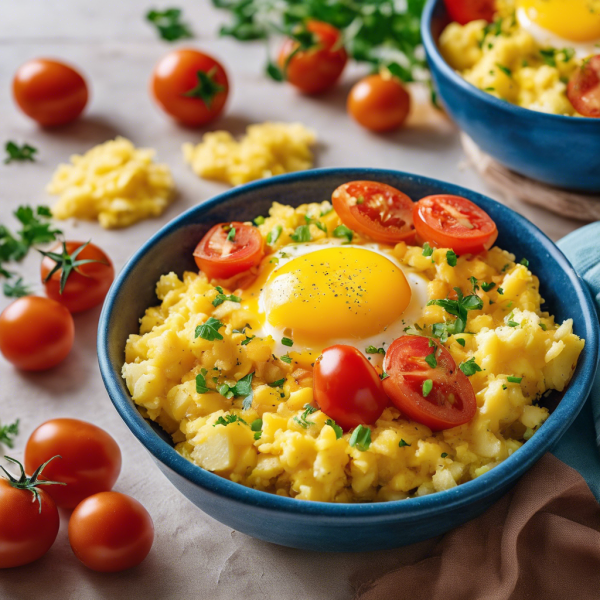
top-left (554, 223), bottom-right (600, 500)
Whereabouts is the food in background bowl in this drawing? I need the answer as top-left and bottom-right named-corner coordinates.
top-left (121, 180), bottom-right (584, 503)
top-left (439, 0), bottom-right (600, 117)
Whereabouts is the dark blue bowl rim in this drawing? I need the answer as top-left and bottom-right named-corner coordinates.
top-left (421, 0), bottom-right (600, 127)
top-left (98, 167), bottom-right (599, 519)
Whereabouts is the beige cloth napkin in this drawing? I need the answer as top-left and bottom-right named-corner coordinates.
top-left (353, 454), bottom-right (600, 600)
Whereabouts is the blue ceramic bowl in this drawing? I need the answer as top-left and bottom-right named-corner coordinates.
top-left (98, 168), bottom-right (599, 552)
top-left (421, 0), bottom-right (600, 192)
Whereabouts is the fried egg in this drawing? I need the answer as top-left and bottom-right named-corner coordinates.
top-left (516, 0), bottom-right (600, 59)
top-left (241, 240), bottom-right (429, 367)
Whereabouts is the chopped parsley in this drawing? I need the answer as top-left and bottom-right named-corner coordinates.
top-left (456, 338), bottom-right (466, 347)
top-left (366, 345), bottom-right (385, 355)
top-left (268, 378), bottom-right (286, 388)
top-left (231, 372), bottom-right (254, 408)
top-left (241, 335), bottom-right (255, 346)
top-left (279, 354), bottom-right (292, 364)
top-left (294, 404), bottom-right (317, 429)
top-left (226, 226), bottom-right (236, 242)
top-left (146, 8), bottom-right (193, 41)
top-left (214, 414), bottom-right (247, 427)
top-left (424, 349), bottom-right (437, 369)
top-left (422, 379), bottom-right (433, 397)
top-left (422, 242), bottom-right (433, 257)
top-left (212, 286), bottom-right (241, 307)
top-left (428, 287), bottom-right (483, 338)
top-left (349, 425), bottom-right (371, 452)
top-left (495, 63), bottom-right (512, 77)
top-left (333, 224), bottom-right (353, 244)
top-left (0, 419), bottom-right (19, 448)
top-left (254, 216), bottom-right (265, 225)
top-left (539, 47), bottom-right (574, 67)
top-left (481, 281), bottom-right (496, 292)
top-left (539, 323), bottom-right (547, 331)
top-left (267, 225), bottom-right (282, 245)
top-left (290, 224), bottom-right (311, 243)
top-left (326, 419), bottom-right (343, 439)
top-left (195, 317), bottom-right (225, 341)
top-left (4, 141), bottom-right (38, 164)
top-left (459, 357), bottom-right (482, 376)
top-left (507, 376), bottom-right (522, 384)
top-left (398, 439), bottom-right (411, 448)
top-left (441, 452), bottom-right (449, 459)
top-left (195, 369), bottom-right (209, 393)
top-left (380, 372), bottom-right (389, 380)
top-left (520, 258), bottom-right (529, 267)
top-left (497, 287), bottom-right (504, 295)
top-left (281, 337), bottom-right (293, 347)
top-left (446, 250), bottom-right (458, 267)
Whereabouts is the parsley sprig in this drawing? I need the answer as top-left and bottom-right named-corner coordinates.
top-left (428, 287), bottom-right (483, 340)
top-left (4, 141), bottom-right (38, 164)
top-left (294, 404), bottom-right (317, 429)
top-left (146, 8), bottom-right (193, 41)
top-left (0, 419), bottom-right (19, 448)
top-left (212, 286), bottom-right (241, 307)
top-left (195, 317), bottom-right (225, 341)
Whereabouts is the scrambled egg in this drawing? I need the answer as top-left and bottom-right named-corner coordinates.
top-left (122, 202), bottom-right (584, 502)
top-left (48, 137), bottom-right (175, 229)
top-left (439, 3), bottom-right (580, 115)
top-left (182, 122), bottom-right (316, 186)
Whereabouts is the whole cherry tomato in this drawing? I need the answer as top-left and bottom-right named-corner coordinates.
top-left (278, 20), bottom-right (347, 94)
top-left (567, 55), bottom-right (600, 118)
top-left (347, 74), bottom-right (411, 132)
top-left (25, 418), bottom-right (122, 509)
top-left (383, 336), bottom-right (477, 430)
top-left (0, 456), bottom-right (61, 569)
top-left (413, 195), bottom-right (497, 255)
top-left (151, 48), bottom-right (229, 126)
top-left (0, 296), bottom-right (74, 371)
top-left (13, 58), bottom-right (88, 126)
top-left (332, 181), bottom-right (415, 244)
top-left (314, 345), bottom-right (389, 430)
top-left (40, 240), bottom-right (114, 313)
top-left (69, 492), bottom-right (154, 572)
top-left (444, 0), bottom-right (496, 25)
top-left (193, 222), bottom-right (264, 281)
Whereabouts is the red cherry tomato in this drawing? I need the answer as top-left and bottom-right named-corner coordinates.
top-left (151, 49), bottom-right (229, 126)
top-left (193, 222), bottom-right (264, 281)
top-left (69, 492), bottom-right (154, 572)
top-left (0, 462), bottom-right (60, 569)
top-left (413, 194), bottom-right (498, 255)
top-left (314, 345), bottom-right (389, 430)
top-left (347, 74), bottom-right (411, 132)
top-left (382, 336), bottom-right (476, 430)
top-left (567, 55), bottom-right (600, 118)
top-left (0, 296), bottom-right (74, 371)
top-left (331, 181), bottom-right (416, 244)
top-left (278, 20), bottom-right (347, 94)
top-left (13, 58), bottom-right (88, 126)
top-left (25, 418), bottom-right (122, 509)
top-left (444, 0), bottom-right (496, 25)
top-left (41, 241), bottom-right (115, 313)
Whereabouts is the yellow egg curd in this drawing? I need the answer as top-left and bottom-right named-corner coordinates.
top-left (122, 201), bottom-right (585, 502)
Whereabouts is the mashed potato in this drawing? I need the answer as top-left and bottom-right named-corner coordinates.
top-left (182, 122), bottom-right (316, 186)
top-left (48, 137), bottom-right (175, 229)
top-left (122, 202), bottom-right (584, 502)
top-left (439, 3), bottom-right (580, 115)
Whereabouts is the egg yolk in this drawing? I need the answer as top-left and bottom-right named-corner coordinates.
top-left (517, 0), bottom-right (600, 43)
top-left (260, 247), bottom-right (411, 348)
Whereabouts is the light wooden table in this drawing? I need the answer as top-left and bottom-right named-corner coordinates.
top-left (0, 2), bottom-right (585, 599)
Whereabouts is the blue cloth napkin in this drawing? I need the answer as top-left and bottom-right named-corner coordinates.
top-left (553, 222), bottom-right (600, 499)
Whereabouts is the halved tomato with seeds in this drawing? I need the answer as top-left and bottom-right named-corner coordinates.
top-left (193, 222), bottom-right (264, 281)
top-left (382, 336), bottom-right (476, 430)
top-left (567, 55), bottom-right (600, 118)
top-left (331, 181), bottom-right (415, 244)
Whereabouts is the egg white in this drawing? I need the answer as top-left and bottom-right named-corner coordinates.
top-left (251, 239), bottom-right (429, 365)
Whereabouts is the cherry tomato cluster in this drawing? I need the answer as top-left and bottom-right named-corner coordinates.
top-left (0, 418), bottom-right (153, 571)
top-left (193, 180), bottom-right (497, 431)
top-left (0, 241), bottom-right (114, 371)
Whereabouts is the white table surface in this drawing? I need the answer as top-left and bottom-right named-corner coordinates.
top-left (0, 2), bottom-right (584, 598)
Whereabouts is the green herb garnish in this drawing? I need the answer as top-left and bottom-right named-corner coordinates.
top-left (0, 419), bottom-right (20, 448)
top-left (349, 424), bottom-right (371, 451)
top-left (3, 277), bottom-right (32, 298)
top-left (507, 376), bottom-right (522, 384)
top-left (398, 438), bottom-right (411, 448)
top-left (290, 224), bottom-right (311, 243)
top-left (4, 141), bottom-right (37, 164)
top-left (280, 354), bottom-right (292, 364)
top-left (428, 287), bottom-right (483, 337)
top-left (366, 345), bottom-right (385, 355)
top-left (195, 317), bottom-right (225, 341)
top-left (422, 379), bottom-right (433, 397)
top-left (281, 337), bottom-right (293, 347)
top-left (446, 250), bottom-right (458, 267)
top-left (326, 418), bottom-right (343, 439)
top-left (459, 357), bottom-right (482, 376)
top-left (212, 285), bottom-right (242, 307)
top-left (422, 242), bottom-right (433, 257)
top-left (196, 370), bottom-right (209, 393)
top-left (294, 404), bottom-right (317, 429)
top-left (481, 281), bottom-right (496, 292)
top-left (267, 225), bottom-right (282, 245)
top-left (146, 8), bottom-right (193, 41)
top-left (333, 224), bottom-right (353, 244)
top-left (214, 414), bottom-right (247, 427)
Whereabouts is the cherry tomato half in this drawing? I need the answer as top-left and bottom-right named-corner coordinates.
top-left (332, 181), bottom-right (415, 244)
top-left (383, 336), bottom-right (476, 430)
top-left (0, 474), bottom-right (59, 569)
top-left (314, 345), bottom-right (389, 430)
top-left (13, 58), bottom-right (88, 126)
top-left (25, 418), bottom-right (122, 509)
top-left (41, 241), bottom-right (115, 313)
top-left (151, 48), bottom-right (229, 126)
top-left (347, 74), bottom-right (411, 132)
top-left (278, 20), bottom-right (347, 94)
top-left (567, 55), bottom-right (600, 118)
top-left (194, 222), bottom-right (264, 281)
top-left (413, 194), bottom-right (498, 255)
top-left (443, 0), bottom-right (496, 25)
top-left (0, 296), bottom-right (74, 371)
top-left (69, 492), bottom-right (154, 572)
